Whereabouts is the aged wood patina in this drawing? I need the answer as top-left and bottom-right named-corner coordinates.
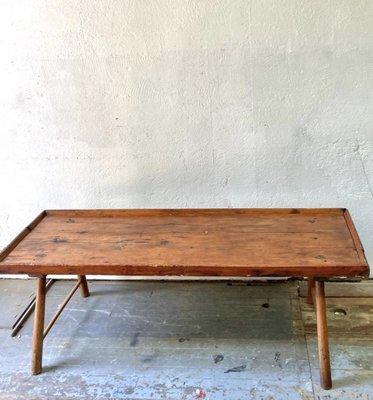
top-left (0, 208), bottom-right (369, 389)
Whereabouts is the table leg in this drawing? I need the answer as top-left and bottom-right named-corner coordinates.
top-left (31, 276), bottom-right (46, 375)
top-left (78, 275), bottom-right (90, 297)
top-left (315, 280), bottom-right (332, 390)
top-left (307, 278), bottom-right (315, 305)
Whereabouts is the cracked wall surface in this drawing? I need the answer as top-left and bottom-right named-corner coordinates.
top-left (0, 1), bottom-right (372, 274)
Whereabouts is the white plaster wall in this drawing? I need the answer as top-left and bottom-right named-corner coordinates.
top-left (0, 1), bottom-right (372, 273)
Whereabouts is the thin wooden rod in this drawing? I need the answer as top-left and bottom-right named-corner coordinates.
top-left (43, 280), bottom-right (81, 338)
top-left (315, 281), bottom-right (332, 390)
top-left (11, 279), bottom-right (55, 337)
top-left (31, 276), bottom-right (46, 375)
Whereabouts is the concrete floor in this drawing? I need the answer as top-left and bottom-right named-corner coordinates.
top-left (0, 279), bottom-right (372, 400)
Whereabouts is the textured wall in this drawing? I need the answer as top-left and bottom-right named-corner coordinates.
top-left (0, 1), bottom-right (373, 270)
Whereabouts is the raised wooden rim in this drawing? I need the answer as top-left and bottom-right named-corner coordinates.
top-left (44, 208), bottom-right (346, 217)
top-left (0, 208), bottom-right (369, 278)
top-left (0, 211), bottom-right (47, 263)
top-left (343, 209), bottom-right (369, 269)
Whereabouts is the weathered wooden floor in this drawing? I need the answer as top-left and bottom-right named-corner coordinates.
top-left (0, 279), bottom-right (372, 400)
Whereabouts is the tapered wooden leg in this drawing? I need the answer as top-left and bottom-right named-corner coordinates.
top-left (78, 275), bottom-right (90, 297)
top-left (307, 278), bottom-right (315, 305)
top-left (31, 276), bottom-right (46, 375)
top-left (315, 281), bottom-right (332, 390)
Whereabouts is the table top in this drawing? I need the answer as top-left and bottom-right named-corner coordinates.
top-left (0, 209), bottom-right (369, 278)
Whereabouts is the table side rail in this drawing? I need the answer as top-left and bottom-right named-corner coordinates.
top-left (0, 263), bottom-right (369, 278)
top-left (343, 209), bottom-right (369, 272)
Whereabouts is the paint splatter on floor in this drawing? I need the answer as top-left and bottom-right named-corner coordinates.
top-left (0, 280), bottom-right (372, 400)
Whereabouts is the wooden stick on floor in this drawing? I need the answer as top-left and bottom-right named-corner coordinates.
top-left (11, 279), bottom-right (55, 338)
top-left (307, 278), bottom-right (315, 305)
top-left (31, 276), bottom-right (46, 375)
top-left (43, 280), bottom-right (82, 339)
top-left (315, 280), bottom-right (332, 390)
top-left (78, 275), bottom-right (90, 297)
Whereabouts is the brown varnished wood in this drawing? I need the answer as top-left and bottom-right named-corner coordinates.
top-left (31, 276), bottom-right (46, 375)
top-left (343, 209), bottom-right (368, 267)
top-left (31, 275), bottom-right (90, 374)
top-left (78, 275), bottom-right (90, 297)
top-left (0, 208), bottom-right (369, 278)
top-left (12, 208), bottom-right (365, 385)
top-left (315, 281), bottom-right (332, 389)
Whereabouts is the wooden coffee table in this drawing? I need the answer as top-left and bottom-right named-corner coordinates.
top-left (0, 208), bottom-right (369, 389)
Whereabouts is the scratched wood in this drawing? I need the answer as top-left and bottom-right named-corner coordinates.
top-left (0, 209), bottom-right (368, 277)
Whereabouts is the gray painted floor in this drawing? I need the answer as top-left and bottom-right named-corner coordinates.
top-left (0, 279), bottom-right (372, 400)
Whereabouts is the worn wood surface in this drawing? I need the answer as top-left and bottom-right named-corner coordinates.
top-left (0, 209), bottom-right (368, 278)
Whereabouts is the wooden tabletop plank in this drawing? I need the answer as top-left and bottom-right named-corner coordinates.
top-left (0, 209), bottom-right (369, 278)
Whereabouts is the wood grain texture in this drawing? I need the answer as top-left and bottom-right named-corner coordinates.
top-left (31, 276), bottom-right (46, 375)
top-left (343, 209), bottom-right (367, 267)
top-left (315, 281), bottom-right (332, 389)
top-left (0, 209), bottom-right (369, 278)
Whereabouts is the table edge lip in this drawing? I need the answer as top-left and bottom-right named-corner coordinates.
top-left (342, 209), bottom-right (369, 268)
top-left (0, 210), bottom-right (47, 264)
top-left (0, 264), bottom-right (369, 279)
top-left (44, 207), bottom-right (347, 216)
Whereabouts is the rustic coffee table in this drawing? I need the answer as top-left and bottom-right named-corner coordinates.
top-left (0, 209), bottom-right (369, 389)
